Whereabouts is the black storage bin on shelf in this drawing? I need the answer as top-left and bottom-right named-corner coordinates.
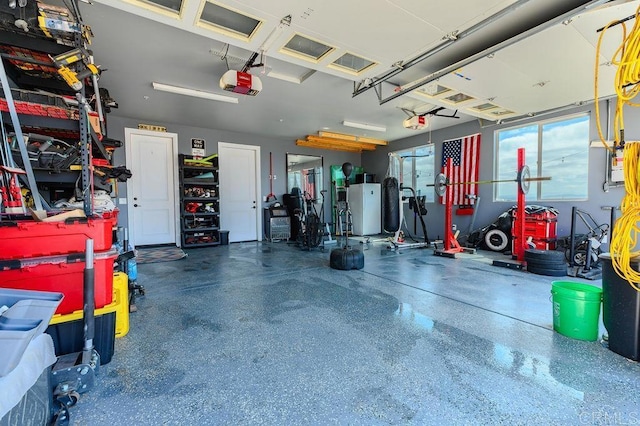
top-left (600, 253), bottom-right (640, 361)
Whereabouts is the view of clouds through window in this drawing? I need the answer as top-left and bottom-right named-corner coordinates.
top-left (495, 114), bottom-right (589, 201)
top-left (391, 144), bottom-right (436, 203)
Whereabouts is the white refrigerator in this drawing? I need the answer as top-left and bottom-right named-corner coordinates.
top-left (348, 183), bottom-right (381, 236)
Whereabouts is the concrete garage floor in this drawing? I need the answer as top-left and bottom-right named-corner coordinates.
top-left (72, 240), bottom-right (640, 425)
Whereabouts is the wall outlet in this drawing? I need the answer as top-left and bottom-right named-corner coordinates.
top-left (118, 198), bottom-right (127, 205)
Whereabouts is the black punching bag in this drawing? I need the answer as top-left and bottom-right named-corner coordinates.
top-left (383, 177), bottom-right (400, 232)
top-left (342, 162), bottom-right (353, 186)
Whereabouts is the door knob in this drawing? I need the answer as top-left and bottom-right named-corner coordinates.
top-left (134, 204), bottom-right (140, 207)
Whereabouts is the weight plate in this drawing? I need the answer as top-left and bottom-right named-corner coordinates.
top-left (517, 165), bottom-right (530, 194)
top-left (434, 173), bottom-right (447, 197)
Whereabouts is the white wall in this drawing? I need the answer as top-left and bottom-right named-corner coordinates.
top-left (106, 115), bottom-right (361, 230)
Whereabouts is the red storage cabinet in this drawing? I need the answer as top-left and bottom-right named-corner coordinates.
top-left (0, 213), bottom-right (117, 260)
top-left (0, 250), bottom-right (116, 315)
top-left (512, 207), bottom-right (558, 251)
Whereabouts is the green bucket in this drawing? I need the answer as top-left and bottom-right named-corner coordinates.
top-left (551, 281), bottom-right (602, 341)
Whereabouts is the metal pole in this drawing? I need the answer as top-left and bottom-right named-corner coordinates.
top-left (352, 0), bottom-right (532, 97)
top-left (0, 55), bottom-right (43, 211)
top-left (82, 238), bottom-right (95, 365)
top-left (584, 239), bottom-right (593, 271)
top-left (444, 158), bottom-right (454, 251)
top-left (514, 148), bottom-right (526, 262)
top-left (379, 0), bottom-right (609, 105)
top-left (569, 206), bottom-right (577, 267)
top-left (467, 195), bottom-right (481, 236)
top-left (610, 206), bottom-right (616, 242)
top-left (429, 176), bottom-right (551, 187)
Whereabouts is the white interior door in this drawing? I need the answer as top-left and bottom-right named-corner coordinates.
top-left (219, 142), bottom-right (261, 242)
top-left (125, 128), bottom-right (178, 247)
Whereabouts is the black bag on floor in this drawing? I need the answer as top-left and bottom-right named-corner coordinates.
top-left (330, 247), bottom-right (364, 270)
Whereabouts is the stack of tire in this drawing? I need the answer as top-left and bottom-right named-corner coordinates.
top-left (524, 249), bottom-right (567, 276)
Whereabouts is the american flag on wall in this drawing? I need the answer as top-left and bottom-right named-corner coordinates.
top-left (440, 133), bottom-right (481, 205)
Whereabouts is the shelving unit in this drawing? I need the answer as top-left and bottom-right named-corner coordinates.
top-left (0, 20), bottom-right (114, 215)
top-left (179, 154), bottom-right (220, 248)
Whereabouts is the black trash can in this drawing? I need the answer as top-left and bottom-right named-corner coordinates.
top-left (600, 253), bottom-right (640, 361)
top-left (219, 230), bottom-right (229, 245)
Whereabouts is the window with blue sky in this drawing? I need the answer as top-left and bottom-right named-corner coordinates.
top-left (495, 114), bottom-right (589, 202)
top-left (390, 144), bottom-right (436, 203)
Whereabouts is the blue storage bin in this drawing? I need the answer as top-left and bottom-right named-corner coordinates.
top-left (0, 317), bottom-right (42, 377)
top-left (0, 289), bottom-right (63, 377)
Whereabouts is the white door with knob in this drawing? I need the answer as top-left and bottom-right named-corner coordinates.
top-left (219, 142), bottom-right (261, 242)
top-left (125, 128), bottom-right (178, 247)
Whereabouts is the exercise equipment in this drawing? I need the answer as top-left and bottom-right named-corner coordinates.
top-left (566, 206), bottom-right (609, 280)
top-left (293, 190), bottom-right (323, 250)
top-left (330, 246), bottom-right (364, 270)
top-left (433, 156), bottom-right (477, 258)
top-left (318, 189), bottom-right (336, 247)
top-left (494, 148), bottom-right (537, 268)
top-left (331, 164), bottom-right (362, 236)
top-left (431, 148), bottom-right (549, 264)
top-left (428, 166), bottom-right (549, 197)
top-left (330, 163), bottom-right (364, 270)
top-left (382, 177), bottom-right (400, 232)
top-left (336, 163), bottom-right (353, 237)
top-left (381, 153), bottom-right (431, 251)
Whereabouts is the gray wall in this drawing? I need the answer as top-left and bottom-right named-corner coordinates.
top-left (106, 115), bottom-right (361, 229)
top-left (107, 99), bottom-right (627, 245)
top-left (362, 102), bottom-right (626, 246)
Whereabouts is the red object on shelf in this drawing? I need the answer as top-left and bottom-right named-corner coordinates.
top-left (0, 212), bottom-right (118, 260)
top-left (0, 250), bottom-right (116, 315)
top-left (92, 158), bottom-right (110, 167)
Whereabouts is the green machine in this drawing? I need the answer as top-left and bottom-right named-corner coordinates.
top-left (330, 164), bottom-right (363, 235)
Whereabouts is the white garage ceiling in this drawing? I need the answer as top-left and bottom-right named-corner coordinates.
top-left (65, 0), bottom-right (640, 142)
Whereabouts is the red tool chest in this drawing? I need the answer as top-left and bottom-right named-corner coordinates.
top-left (0, 211), bottom-right (119, 315)
top-left (0, 212), bottom-right (117, 260)
top-left (0, 249), bottom-right (117, 315)
top-left (512, 206), bottom-right (558, 250)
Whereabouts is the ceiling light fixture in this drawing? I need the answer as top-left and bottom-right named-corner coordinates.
top-left (152, 82), bottom-right (238, 104)
top-left (342, 120), bottom-right (386, 132)
top-left (266, 71), bottom-right (303, 84)
top-left (260, 14), bottom-right (292, 53)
